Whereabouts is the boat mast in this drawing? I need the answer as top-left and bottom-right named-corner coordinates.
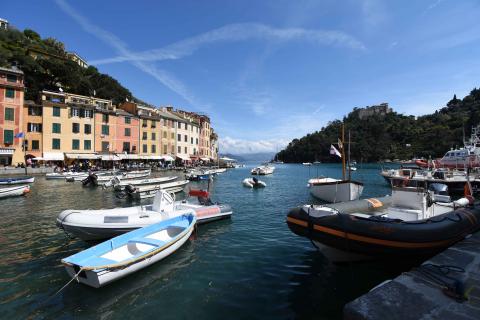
top-left (342, 124), bottom-right (346, 180)
top-left (348, 130), bottom-right (351, 181)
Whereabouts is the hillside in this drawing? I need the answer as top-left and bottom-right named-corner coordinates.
top-left (0, 26), bottom-right (138, 104)
top-left (276, 89), bottom-right (480, 163)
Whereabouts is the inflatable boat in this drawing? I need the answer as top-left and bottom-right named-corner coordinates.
top-left (287, 185), bottom-right (480, 260)
top-left (242, 178), bottom-right (266, 188)
top-left (57, 190), bottom-right (232, 241)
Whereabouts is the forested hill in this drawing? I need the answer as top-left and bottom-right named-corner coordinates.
top-left (0, 26), bottom-right (141, 105)
top-left (276, 89), bottom-right (480, 163)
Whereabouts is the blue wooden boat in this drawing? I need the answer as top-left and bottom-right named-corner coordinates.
top-left (0, 176), bottom-right (35, 185)
top-left (61, 213), bottom-right (196, 288)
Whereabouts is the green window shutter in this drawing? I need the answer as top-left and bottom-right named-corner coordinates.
top-left (52, 123), bottom-right (61, 133)
top-left (52, 138), bottom-right (61, 149)
top-left (72, 139), bottom-right (80, 150)
top-left (5, 108), bottom-right (14, 121)
top-left (5, 88), bottom-right (15, 98)
top-left (102, 125), bottom-right (109, 135)
top-left (84, 140), bottom-right (91, 150)
top-left (3, 130), bottom-right (13, 144)
top-left (53, 107), bottom-right (61, 117)
top-left (32, 140), bottom-right (39, 150)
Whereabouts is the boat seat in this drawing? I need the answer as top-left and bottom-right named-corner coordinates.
top-left (85, 256), bottom-right (118, 267)
top-left (129, 237), bottom-right (165, 247)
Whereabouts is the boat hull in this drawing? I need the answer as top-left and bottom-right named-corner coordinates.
top-left (309, 180), bottom-right (364, 203)
top-left (0, 176), bottom-right (35, 185)
top-left (0, 185), bottom-right (30, 198)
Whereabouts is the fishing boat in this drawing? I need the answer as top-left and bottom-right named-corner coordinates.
top-left (242, 178), bottom-right (266, 188)
top-left (57, 190), bottom-right (232, 240)
top-left (308, 128), bottom-right (363, 203)
top-left (287, 184), bottom-right (477, 261)
top-left (116, 180), bottom-right (189, 200)
top-left (103, 176), bottom-right (178, 190)
top-left (185, 170), bottom-right (210, 181)
top-left (251, 164), bottom-right (275, 175)
top-left (0, 185), bottom-right (30, 199)
top-left (61, 213), bottom-right (196, 288)
top-left (0, 176), bottom-right (35, 185)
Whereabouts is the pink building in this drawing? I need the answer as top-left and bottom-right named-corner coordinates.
top-left (113, 109), bottom-right (139, 154)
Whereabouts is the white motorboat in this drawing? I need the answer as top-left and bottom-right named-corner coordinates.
top-left (251, 164), bottom-right (275, 175)
top-left (242, 178), bottom-right (266, 188)
top-left (0, 185), bottom-right (30, 199)
top-left (308, 177), bottom-right (364, 203)
top-left (75, 169), bottom-right (151, 182)
top-left (303, 162), bottom-right (312, 166)
top-left (61, 213), bottom-right (196, 288)
top-left (0, 176), bottom-right (35, 185)
top-left (117, 180), bottom-right (190, 199)
top-left (57, 190), bottom-right (233, 240)
top-left (103, 176), bottom-right (178, 190)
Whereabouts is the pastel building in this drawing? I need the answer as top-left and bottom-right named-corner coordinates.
top-left (23, 100), bottom-right (43, 159)
top-left (114, 108), bottom-right (139, 154)
top-left (199, 115), bottom-right (212, 159)
top-left (94, 101), bottom-right (116, 154)
top-left (157, 109), bottom-right (180, 158)
top-left (0, 66), bottom-right (25, 165)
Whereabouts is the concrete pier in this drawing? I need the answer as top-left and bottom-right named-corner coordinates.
top-left (344, 232), bottom-right (480, 320)
top-left (0, 167), bottom-right (53, 175)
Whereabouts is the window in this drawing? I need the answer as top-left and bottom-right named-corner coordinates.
top-left (4, 108), bottom-right (14, 121)
top-left (72, 139), bottom-right (80, 150)
top-left (28, 106), bottom-right (42, 116)
top-left (101, 125), bottom-right (109, 135)
top-left (125, 128), bottom-right (131, 136)
top-left (151, 132), bottom-right (156, 140)
top-left (84, 140), bottom-right (91, 150)
top-left (102, 142), bottom-right (109, 151)
top-left (102, 114), bottom-right (109, 123)
top-left (132, 145), bottom-right (137, 153)
top-left (178, 122), bottom-right (181, 128)
top-left (85, 109), bottom-right (93, 118)
top-left (125, 116), bottom-right (131, 124)
top-left (72, 108), bottom-right (80, 117)
top-left (185, 123), bottom-right (188, 130)
top-left (142, 132), bottom-right (147, 140)
top-left (72, 123), bottom-right (80, 133)
top-left (163, 145), bottom-right (167, 153)
top-left (142, 120), bottom-right (148, 127)
top-left (52, 123), bottom-right (61, 133)
top-left (27, 123), bottom-right (42, 132)
top-left (3, 130), bottom-right (13, 144)
top-left (185, 147), bottom-right (188, 154)
top-left (84, 124), bottom-right (91, 134)
top-left (53, 107), bottom-right (61, 117)
top-left (151, 145), bottom-right (156, 153)
top-left (191, 137), bottom-right (193, 144)
top-left (177, 134), bottom-right (181, 141)
top-left (52, 138), bottom-right (61, 150)
top-left (184, 135), bottom-right (188, 142)
top-left (32, 140), bottom-right (39, 150)
top-left (151, 121), bottom-right (156, 128)
top-left (123, 142), bottom-right (130, 152)
top-left (163, 131), bottom-right (167, 138)
top-left (5, 88), bottom-right (15, 98)
top-left (196, 138), bottom-right (198, 145)
top-left (194, 148), bottom-right (197, 155)
top-left (7, 74), bottom-right (17, 82)
top-left (178, 146), bottom-right (181, 153)
top-left (143, 144), bottom-right (147, 153)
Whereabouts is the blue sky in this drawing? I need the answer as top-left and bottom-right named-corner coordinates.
top-left (4, 0), bottom-right (480, 153)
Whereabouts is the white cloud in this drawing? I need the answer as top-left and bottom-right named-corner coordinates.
top-left (55, 0), bottom-right (207, 111)
top-left (219, 136), bottom-right (289, 154)
top-left (90, 23), bottom-right (366, 65)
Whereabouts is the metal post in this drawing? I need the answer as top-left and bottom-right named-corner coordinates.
top-left (341, 124), bottom-right (346, 180)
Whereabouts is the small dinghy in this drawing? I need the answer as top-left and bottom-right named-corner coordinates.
top-left (287, 184), bottom-right (479, 261)
top-left (243, 177), bottom-right (266, 188)
top-left (0, 176), bottom-right (35, 185)
top-left (185, 170), bottom-right (210, 181)
top-left (57, 190), bottom-right (233, 240)
top-left (103, 176), bottom-right (178, 190)
top-left (0, 185), bottom-right (30, 199)
top-left (61, 213), bottom-right (196, 288)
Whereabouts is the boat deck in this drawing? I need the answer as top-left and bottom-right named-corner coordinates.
top-left (343, 231), bottom-right (480, 319)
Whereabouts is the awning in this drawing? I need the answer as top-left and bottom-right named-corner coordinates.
top-left (100, 154), bottom-right (121, 161)
top-left (176, 154), bottom-right (190, 161)
top-left (200, 157), bottom-right (210, 161)
top-left (123, 154), bottom-right (139, 160)
top-left (33, 157), bottom-right (44, 161)
top-left (0, 148), bottom-right (15, 155)
top-left (162, 155), bottom-right (174, 162)
top-left (149, 155), bottom-right (163, 160)
top-left (43, 152), bottom-right (65, 161)
top-left (65, 153), bottom-right (99, 160)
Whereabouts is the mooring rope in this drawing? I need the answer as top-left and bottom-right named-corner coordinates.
top-left (42, 268), bottom-right (84, 305)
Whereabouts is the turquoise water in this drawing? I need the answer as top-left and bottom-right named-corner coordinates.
top-left (0, 163), bottom-right (410, 319)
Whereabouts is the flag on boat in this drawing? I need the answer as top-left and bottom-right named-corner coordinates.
top-left (15, 132), bottom-right (25, 138)
top-left (330, 145), bottom-right (341, 158)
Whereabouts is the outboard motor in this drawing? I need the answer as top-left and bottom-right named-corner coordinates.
top-left (253, 177), bottom-right (259, 187)
top-left (428, 183), bottom-right (451, 203)
top-left (189, 189), bottom-right (213, 205)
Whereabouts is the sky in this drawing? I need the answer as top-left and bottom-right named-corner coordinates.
top-left (3, 0), bottom-right (480, 154)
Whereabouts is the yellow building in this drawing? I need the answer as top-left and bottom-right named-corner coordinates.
top-left (23, 100), bottom-right (43, 159)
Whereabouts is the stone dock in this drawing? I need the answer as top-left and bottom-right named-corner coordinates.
top-left (0, 167), bottom-right (53, 175)
top-left (344, 232), bottom-right (480, 320)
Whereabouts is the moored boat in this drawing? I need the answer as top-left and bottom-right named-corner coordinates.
top-left (287, 184), bottom-right (477, 261)
top-left (57, 190), bottom-right (232, 240)
top-left (116, 180), bottom-right (190, 200)
top-left (103, 176), bottom-right (178, 190)
top-left (0, 185), bottom-right (30, 199)
top-left (308, 177), bottom-right (364, 203)
top-left (242, 177), bottom-right (266, 188)
top-left (251, 164), bottom-right (275, 175)
top-left (0, 176), bottom-right (35, 185)
top-left (61, 213), bottom-right (196, 288)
